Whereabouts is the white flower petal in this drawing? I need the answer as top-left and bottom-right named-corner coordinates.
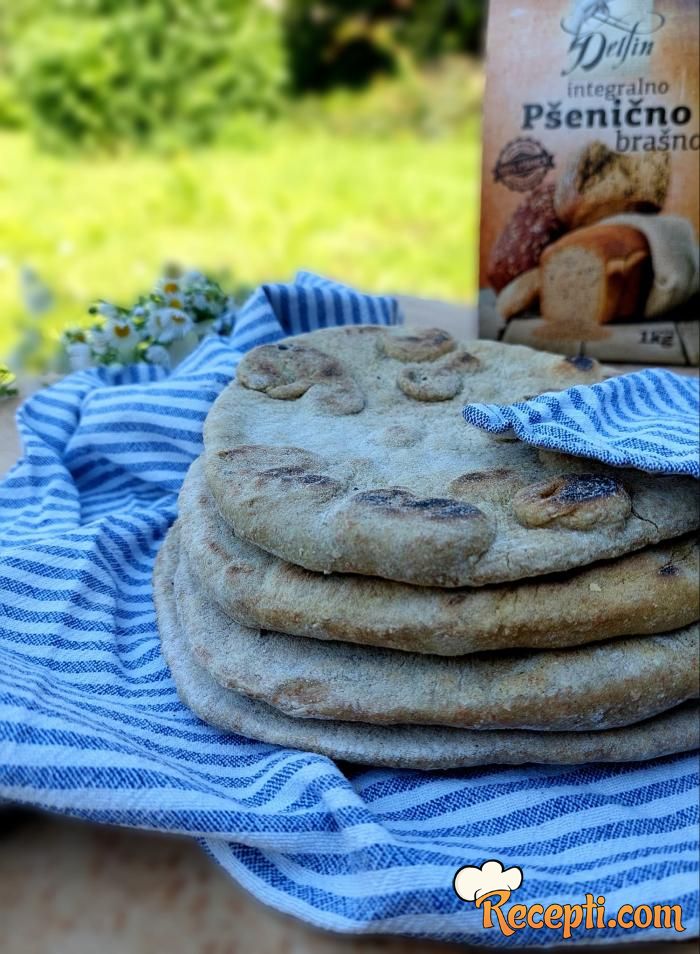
top-left (96, 302), bottom-right (119, 319)
top-left (145, 344), bottom-right (171, 367)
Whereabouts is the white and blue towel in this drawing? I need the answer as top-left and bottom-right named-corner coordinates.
top-left (0, 273), bottom-right (697, 945)
top-left (464, 367), bottom-right (700, 478)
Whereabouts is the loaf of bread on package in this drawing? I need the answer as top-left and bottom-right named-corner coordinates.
top-left (487, 183), bottom-right (563, 291)
top-left (540, 224), bottom-right (652, 333)
top-left (555, 142), bottom-right (670, 229)
top-left (496, 268), bottom-right (540, 320)
top-left (604, 213), bottom-right (700, 317)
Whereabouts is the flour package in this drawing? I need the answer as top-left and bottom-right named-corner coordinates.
top-left (479, 0), bottom-right (699, 365)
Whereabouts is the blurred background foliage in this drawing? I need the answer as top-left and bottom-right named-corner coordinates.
top-left (0, 0), bottom-right (485, 371)
top-left (1, 0), bottom-right (286, 150)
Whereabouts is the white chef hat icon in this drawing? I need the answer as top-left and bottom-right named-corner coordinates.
top-left (453, 859), bottom-right (524, 902)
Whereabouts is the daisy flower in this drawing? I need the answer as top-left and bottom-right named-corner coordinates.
top-left (89, 328), bottom-right (111, 358)
top-left (93, 301), bottom-right (120, 320)
top-left (189, 290), bottom-right (211, 313)
top-left (147, 306), bottom-right (193, 344)
top-left (156, 275), bottom-right (184, 301)
top-left (105, 315), bottom-right (140, 342)
top-left (182, 270), bottom-right (205, 287)
top-left (145, 344), bottom-right (171, 368)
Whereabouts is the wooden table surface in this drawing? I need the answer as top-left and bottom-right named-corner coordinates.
top-left (0, 302), bottom-right (695, 953)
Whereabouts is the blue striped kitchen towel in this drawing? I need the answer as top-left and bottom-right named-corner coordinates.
top-left (1, 272), bottom-right (698, 946)
top-left (464, 368), bottom-right (700, 478)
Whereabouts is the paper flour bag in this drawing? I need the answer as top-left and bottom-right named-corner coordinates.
top-left (479, 0), bottom-right (699, 365)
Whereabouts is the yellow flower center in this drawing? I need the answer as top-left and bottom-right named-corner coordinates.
top-left (114, 324), bottom-right (131, 338)
top-left (163, 281), bottom-right (179, 294)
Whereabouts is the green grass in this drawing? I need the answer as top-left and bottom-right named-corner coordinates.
top-left (0, 120), bottom-right (480, 367)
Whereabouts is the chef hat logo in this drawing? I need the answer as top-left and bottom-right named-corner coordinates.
top-left (453, 859), bottom-right (524, 903)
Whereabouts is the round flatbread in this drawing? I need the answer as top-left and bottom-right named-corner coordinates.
top-left (179, 457), bottom-right (699, 654)
top-left (172, 536), bottom-right (699, 732)
top-left (203, 328), bottom-right (699, 587)
top-left (154, 527), bottom-right (700, 769)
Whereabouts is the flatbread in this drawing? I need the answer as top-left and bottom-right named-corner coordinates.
top-left (153, 527), bottom-right (700, 769)
top-left (179, 457), bottom-right (699, 654)
top-left (203, 328), bottom-right (699, 586)
top-left (173, 543), bottom-right (699, 732)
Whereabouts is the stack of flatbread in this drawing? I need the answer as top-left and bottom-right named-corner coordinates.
top-left (154, 326), bottom-right (700, 769)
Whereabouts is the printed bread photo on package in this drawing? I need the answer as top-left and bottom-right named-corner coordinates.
top-left (479, 0), bottom-right (700, 365)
